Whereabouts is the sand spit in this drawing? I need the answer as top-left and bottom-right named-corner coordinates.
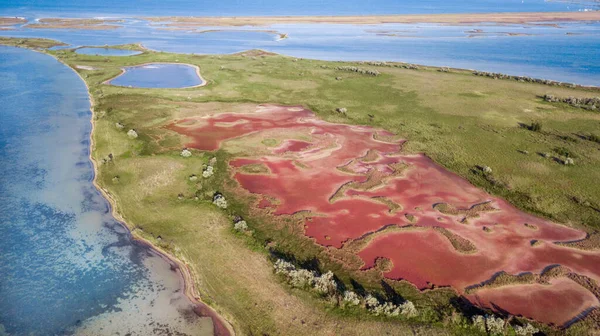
top-left (143, 11), bottom-right (600, 26)
top-left (0, 17), bottom-right (26, 26)
top-left (25, 18), bottom-right (123, 30)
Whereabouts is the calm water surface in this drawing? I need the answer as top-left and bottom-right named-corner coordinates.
top-left (1, 20), bottom-right (599, 85)
top-left (109, 63), bottom-right (204, 88)
top-left (1, 0), bottom-right (599, 17)
top-left (0, 46), bottom-right (213, 336)
top-left (75, 47), bottom-right (141, 56)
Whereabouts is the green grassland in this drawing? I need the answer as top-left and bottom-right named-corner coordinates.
top-left (3, 37), bottom-right (600, 335)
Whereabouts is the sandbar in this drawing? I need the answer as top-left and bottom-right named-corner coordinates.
top-left (144, 12), bottom-right (600, 26)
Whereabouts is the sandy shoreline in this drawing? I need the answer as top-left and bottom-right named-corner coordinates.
top-left (38, 49), bottom-right (234, 335)
top-left (144, 11), bottom-right (600, 26)
top-left (103, 62), bottom-right (208, 88)
top-left (25, 18), bottom-right (123, 30)
top-left (0, 17), bottom-right (26, 26)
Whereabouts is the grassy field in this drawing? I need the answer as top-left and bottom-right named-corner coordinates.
top-left (3, 37), bottom-right (600, 335)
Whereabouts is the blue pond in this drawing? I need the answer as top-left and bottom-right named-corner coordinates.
top-left (0, 46), bottom-right (210, 336)
top-left (75, 47), bottom-right (142, 56)
top-left (108, 63), bottom-right (205, 88)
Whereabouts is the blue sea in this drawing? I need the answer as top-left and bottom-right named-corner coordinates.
top-left (0, 46), bottom-right (212, 336)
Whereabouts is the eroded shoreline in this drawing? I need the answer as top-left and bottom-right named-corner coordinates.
top-left (55, 51), bottom-right (234, 336)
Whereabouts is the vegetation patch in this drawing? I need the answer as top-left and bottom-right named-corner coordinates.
top-left (543, 94), bottom-right (600, 111)
top-left (433, 201), bottom-right (497, 223)
top-left (556, 232), bottom-right (600, 251)
top-left (465, 271), bottom-right (537, 294)
top-left (239, 163), bottom-right (270, 174)
top-left (433, 227), bottom-right (477, 254)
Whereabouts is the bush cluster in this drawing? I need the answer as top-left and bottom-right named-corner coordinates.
top-left (274, 259), bottom-right (336, 294)
top-left (335, 66), bottom-right (380, 76)
top-left (273, 259), bottom-right (417, 318)
top-left (126, 129), bottom-right (138, 138)
top-left (472, 315), bottom-right (538, 336)
top-left (514, 323), bottom-right (540, 336)
top-left (365, 294), bottom-right (418, 318)
top-left (543, 94), bottom-right (600, 111)
top-left (473, 71), bottom-right (577, 87)
top-left (180, 148), bottom-right (192, 157)
top-left (358, 61), bottom-right (419, 70)
top-left (203, 165), bottom-right (214, 178)
top-left (233, 220), bottom-right (248, 231)
top-left (212, 193), bottom-right (227, 209)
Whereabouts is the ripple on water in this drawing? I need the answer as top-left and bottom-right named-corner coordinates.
top-left (0, 46), bottom-right (212, 335)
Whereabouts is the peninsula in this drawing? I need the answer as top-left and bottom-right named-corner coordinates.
top-left (3, 36), bottom-right (599, 336)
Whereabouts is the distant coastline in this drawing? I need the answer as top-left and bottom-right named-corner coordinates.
top-left (144, 11), bottom-right (600, 26)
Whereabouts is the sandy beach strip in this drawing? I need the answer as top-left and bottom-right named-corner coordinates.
top-left (61, 56), bottom-right (234, 336)
top-left (25, 18), bottom-right (124, 30)
top-left (143, 11), bottom-right (600, 26)
top-left (0, 17), bottom-right (26, 26)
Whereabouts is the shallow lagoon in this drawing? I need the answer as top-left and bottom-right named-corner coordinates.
top-left (108, 63), bottom-right (205, 88)
top-left (75, 47), bottom-right (142, 56)
top-left (1, 19), bottom-right (600, 86)
top-left (0, 46), bottom-right (212, 336)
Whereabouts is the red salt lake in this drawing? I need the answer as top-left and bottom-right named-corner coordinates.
top-left (168, 104), bottom-right (600, 325)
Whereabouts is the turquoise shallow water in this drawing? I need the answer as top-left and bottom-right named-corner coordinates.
top-left (0, 46), bottom-right (211, 336)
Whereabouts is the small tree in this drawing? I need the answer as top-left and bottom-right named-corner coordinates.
top-left (472, 315), bottom-right (486, 332)
top-left (202, 165), bottom-right (214, 178)
top-left (234, 220), bottom-right (248, 231)
top-left (212, 193), bottom-right (227, 209)
top-left (513, 323), bottom-right (539, 336)
top-left (399, 301), bottom-right (418, 317)
top-left (485, 315), bottom-right (506, 335)
top-left (274, 259), bottom-right (296, 275)
top-left (313, 271), bottom-right (337, 295)
top-left (343, 291), bottom-right (360, 306)
top-left (181, 148), bottom-right (192, 157)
